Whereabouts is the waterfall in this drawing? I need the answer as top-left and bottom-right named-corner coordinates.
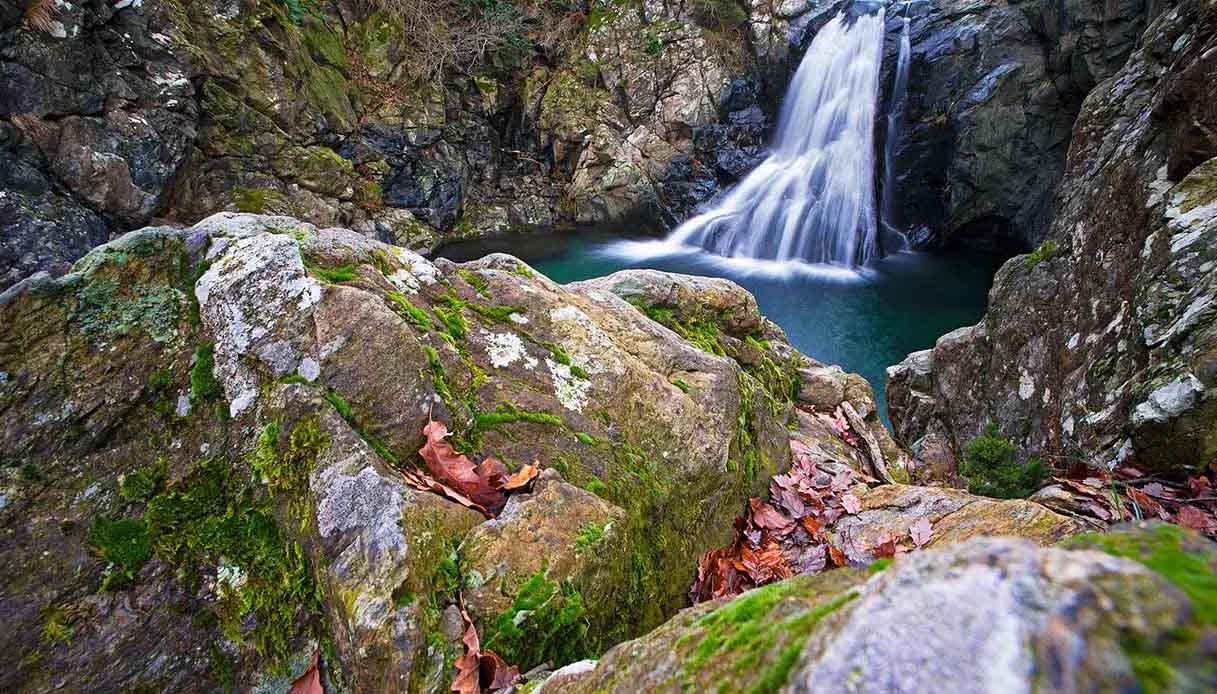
top-left (667, 9), bottom-right (887, 267)
top-left (881, 13), bottom-right (912, 239)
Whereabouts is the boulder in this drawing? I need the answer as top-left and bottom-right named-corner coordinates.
top-left (0, 213), bottom-right (798, 690)
top-left (540, 523), bottom-right (1217, 693)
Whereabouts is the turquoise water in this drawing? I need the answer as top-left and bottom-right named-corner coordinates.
top-left (437, 232), bottom-right (1000, 421)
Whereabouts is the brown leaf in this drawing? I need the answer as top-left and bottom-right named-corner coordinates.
top-left (908, 517), bottom-right (932, 548)
top-left (480, 651), bottom-right (521, 692)
top-left (289, 648), bottom-right (322, 694)
top-left (399, 468), bottom-right (491, 518)
top-left (419, 419), bottom-right (506, 513)
top-left (453, 603), bottom-right (483, 694)
top-left (749, 499), bottom-right (794, 534)
top-left (867, 533), bottom-right (897, 560)
top-left (827, 541), bottom-right (849, 567)
top-left (1176, 505), bottom-right (1217, 534)
top-left (1126, 487), bottom-right (1170, 520)
top-left (500, 463), bottom-right (540, 491)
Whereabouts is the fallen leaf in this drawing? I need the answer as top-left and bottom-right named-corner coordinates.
top-left (500, 463), bottom-right (540, 491)
top-left (289, 648), bottom-right (322, 694)
top-left (453, 597), bottom-right (521, 694)
top-left (399, 468), bottom-right (491, 518)
top-left (908, 517), bottom-right (932, 548)
top-left (749, 499), bottom-right (794, 534)
top-left (841, 493), bottom-right (862, 514)
top-left (419, 419), bottom-right (506, 513)
top-left (867, 533), bottom-right (896, 559)
top-left (827, 541), bottom-right (849, 567)
top-left (1177, 505), bottom-right (1217, 534)
top-left (1127, 487), bottom-right (1169, 520)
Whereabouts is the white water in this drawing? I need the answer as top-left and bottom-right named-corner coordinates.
top-left (666, 9), bottom-right (888, 267)
top-left (881, 14), bottom-right (912, 239)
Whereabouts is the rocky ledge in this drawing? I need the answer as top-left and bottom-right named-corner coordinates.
top-left (0, 212), bottom-right (1116, 692)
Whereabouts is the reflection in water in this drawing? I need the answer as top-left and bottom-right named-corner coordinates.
top-left (436, 231), bottom-right (1000, 423)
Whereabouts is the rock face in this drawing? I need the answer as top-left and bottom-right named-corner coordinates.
top-left (0, 0), bottom-right (781, 290)
top-left (541, 523), bottom-right (1217, 693)
top-left (888, 0), bottom-right (1217, 476)
top-left (877, 0), bottom-right (1166, 250)
top-left (0, 212), bottom-right (822, 690)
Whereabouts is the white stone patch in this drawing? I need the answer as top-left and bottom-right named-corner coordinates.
top-left (320, 336), bottom-right (346, 360)
top-left (483, 330), bottom-right (537, 370)
top-left (1062, 416), bottom-right (1075, 436)
top-left (298, 357), bottom-right (321, 382)
top-left (1066, 333), bottom-right (1080, 350)
top-left (195, 232), bottom-right (323, 419)
top-left (175, 393), bottom-right (191, 417)
top-left (386, 269), bottom-right (421, 294)
top-left (1131, 375), bottom-right (1204, 426)
top-left (547, 358), bottom-right (591, 412)
top-left (1018, 370), bottom-right (1035, 400)
top-left (509, 312), bottom-right (529, 324)
top-left (216, 562), bottom-right (247, 594)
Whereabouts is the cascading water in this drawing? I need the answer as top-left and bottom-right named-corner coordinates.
top-left (667, 8), bottom-right (887, 267)
top-left (881, 12), bottom-right (912, 239)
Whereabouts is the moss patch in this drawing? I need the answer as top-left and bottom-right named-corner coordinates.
top-left (481, 570), bottom-right (590, 672)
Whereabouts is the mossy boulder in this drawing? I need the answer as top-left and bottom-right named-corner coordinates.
top-left (542, 527), bottom-right (1217, 692)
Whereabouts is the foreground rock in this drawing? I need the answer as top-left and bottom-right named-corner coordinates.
top-left (542, 523), bottom-right (1217, 693)
top-left (0, 212), bottom-right (830, 690)
top-left (889, 0), bottom-right (1217, 477)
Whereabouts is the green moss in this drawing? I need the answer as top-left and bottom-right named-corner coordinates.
top-left (41, 604), bottom-right (74, 645)
top-left (468, 302), bottom-right (524, 324)
top-left (457, 269), bottom-right (491, 298)
top-left (575, 521), bottom-right (612, 551)
top-left (147, 369), bottom-right (173, 392)
top-left (575, 431), bottom-right (595, 446)
top-left (304, 260), bottom-right (358, 284)
top-left (959, 422), bottom-right (1045, 499)
top-left (868, 558), bottom-right (893, 574)
top-left (250, 417), bottom-right (330, 499)
top-left (672, 378), bottom-right (691, 393)
top-left (90, 517), bottom-right (152, 591)
top-left (387, 291), bottom-right (433, 332)
top-left (473, 402), bottom-right (565, 432)
top-left (434, 304), bottom-right (468, 340)
top-left (120, 458), bottom-right (168, 503)
top-left (1024, 239), bottom-right (1059, 270)
top-left (680, 582), bottom-right (860, 692)
top-left (1065, 524), bottom-right (1217, 625)
top-left (228, 186), bottom-right (287, 213)
top-left (143, 457), bottom-right (321, 666)
top-left (481, 570), bottom-right (590, 671)
top-left (190, 343), bottom-right (223, 408)
top-left (71, 277), bottom-right (184, 347)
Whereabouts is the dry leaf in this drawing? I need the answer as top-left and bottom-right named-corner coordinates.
top-left (908, 517), bottom-right (932, 548)
top-left (841, 493), bottom-right (861, 514)
top-left (501, 463), bottom-right (540, 491)
top-left (419, 419), bottom-right (507, 513)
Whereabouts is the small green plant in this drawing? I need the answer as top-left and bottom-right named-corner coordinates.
top-left (305, 261), bottom-right (358, 284)
top-left (574, 521), bottom-right (611, 551)
top-left (120, 458), bottom-right (168, 503)
top-left (482, 571), bottom-right (589, 671)
top-left (959, 422), bottom-right (1045, 499)
top-left (1023, 239), bottom-right (1059, 270)
top-left (91, 517), bottom-right (152, 590)
top-left (41, 604), bottom-right (75, 645)
top-left (190, 344), bottom-right (223, 407)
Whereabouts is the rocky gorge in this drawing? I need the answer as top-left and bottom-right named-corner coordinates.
top-left (2, 0), bottom-right (1217, 693)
